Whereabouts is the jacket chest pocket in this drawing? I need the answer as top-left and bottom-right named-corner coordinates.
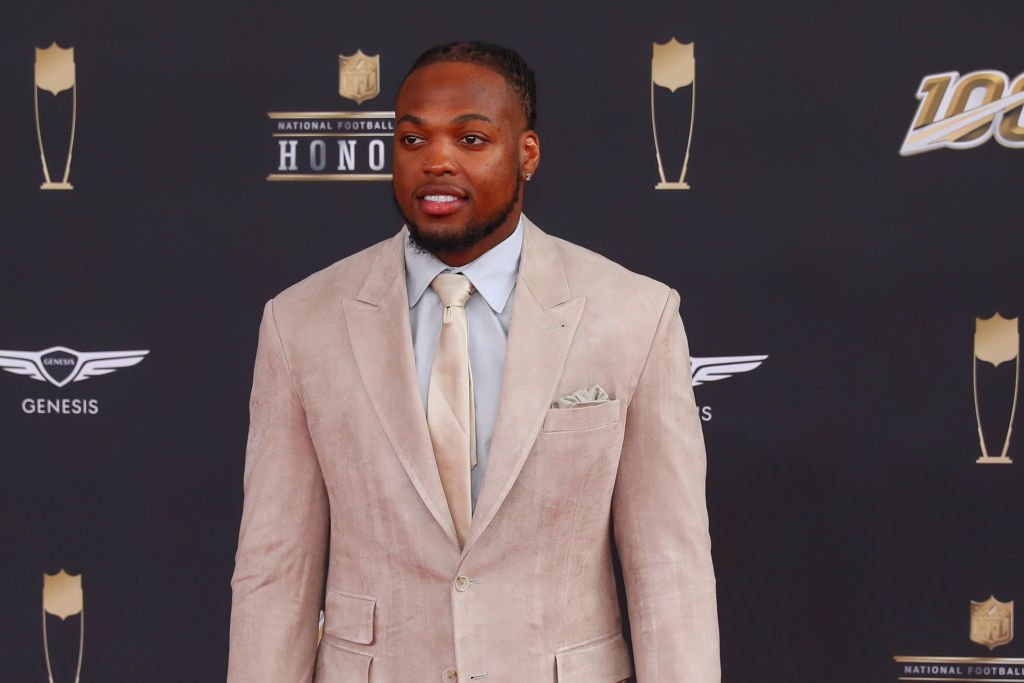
top-left (538, 399), bottom-right (623, 457)
top-left (526, 400), bottom-right (624, 502)
top-left (542, 399), bottom-right (620, 434)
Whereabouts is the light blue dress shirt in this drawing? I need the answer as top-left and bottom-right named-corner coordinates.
top-left (404, 216), bottom-right (524, 514)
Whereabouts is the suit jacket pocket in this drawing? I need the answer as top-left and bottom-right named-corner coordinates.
top-left (542, 399), bottom-right (620, 433)
top-left (324, 589), bottom-right (376, 645)
top-left (555, 631), bottom-right (634, 682)
top-left (314, 639), bottom-right (373, 682)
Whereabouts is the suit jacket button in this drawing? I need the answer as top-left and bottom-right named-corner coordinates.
top-left (454, 575), bottom-right (469, 591)
top-left (441, 667), bottom-right (458, 681)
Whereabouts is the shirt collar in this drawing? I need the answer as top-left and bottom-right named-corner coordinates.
top-left (404, 215), bottom-right (524, 315)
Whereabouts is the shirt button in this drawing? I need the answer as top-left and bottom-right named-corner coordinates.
top-left (441, 667), bottom-right (457, 681)
top-left (454, 575), bottom-right (470, 591)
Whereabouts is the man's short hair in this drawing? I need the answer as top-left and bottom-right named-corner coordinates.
top-left (405, 41), bottom-right (538, 131)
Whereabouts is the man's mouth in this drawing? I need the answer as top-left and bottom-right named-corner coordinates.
top-left (418, 193), bottom-right (467, 217)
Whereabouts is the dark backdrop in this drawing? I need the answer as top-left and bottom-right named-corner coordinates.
top-left (2, 1), bottom-right (1022, 681)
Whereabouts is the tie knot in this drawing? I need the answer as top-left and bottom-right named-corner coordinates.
top-left (431, 272), bottom-right (474, 307)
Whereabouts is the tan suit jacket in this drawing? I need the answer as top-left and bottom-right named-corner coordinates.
top-left (227, 217), bottom-right (719, 683)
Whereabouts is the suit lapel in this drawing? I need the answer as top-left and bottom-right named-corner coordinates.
top-left (461, 218), bottom-right (585, 558)
top-left (342, 232), bottom-right (461, 551)
top-left (342, 221), bottom-right (584, 558)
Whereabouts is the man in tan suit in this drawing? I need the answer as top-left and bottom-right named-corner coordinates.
top-left (228, 42), bottom-right (719, 682)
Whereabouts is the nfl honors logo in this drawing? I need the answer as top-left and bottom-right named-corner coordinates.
top-left (894, 596), bottom-right (1020, 680)
top-left (268, 49), bottom-right (394, 182)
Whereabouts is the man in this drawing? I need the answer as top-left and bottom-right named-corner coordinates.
top-left (228, 42), bottom-right (719, 683)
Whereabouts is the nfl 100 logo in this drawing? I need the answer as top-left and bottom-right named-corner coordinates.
top-left (901, 70), bottom-right (1024, 155)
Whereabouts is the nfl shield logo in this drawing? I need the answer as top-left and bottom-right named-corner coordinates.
top-left (971, 596), bottom-right (1014, 650)
top-left (339, 50), bottom-right (380, 105)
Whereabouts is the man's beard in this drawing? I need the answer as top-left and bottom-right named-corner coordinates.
top-left (397, 174), bottom-right (521, 256)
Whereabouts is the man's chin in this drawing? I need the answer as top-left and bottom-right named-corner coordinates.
top-left (409, 219), bottom-right (460, 242)
top-left (406, 220), bottom-right (491, 256)
top-left (396, 179), bottom-right (519, 257)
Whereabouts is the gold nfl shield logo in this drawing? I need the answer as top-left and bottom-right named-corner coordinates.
top-left (970, 596), bottom-right (1014, 650)
top-left (338, 50), bottom-right (380, 105)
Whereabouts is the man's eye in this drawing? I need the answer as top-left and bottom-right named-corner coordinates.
top-left (401, 135), bottom-right (423, 145)
top-left (461, 135), bottom-right (485, 145)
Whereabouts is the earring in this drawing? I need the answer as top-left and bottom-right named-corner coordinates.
top-left (525, 172), bottom-right (533, 181)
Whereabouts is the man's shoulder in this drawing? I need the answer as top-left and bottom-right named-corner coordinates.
top-left (271, 231), bottom-right (401, 312)
top-left (542, 229), bottom-right (674, 313)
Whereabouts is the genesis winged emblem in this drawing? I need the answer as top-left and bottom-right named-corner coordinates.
top-left (0, 346), bottom-right (149, 388)
top-left (690, 355), bottom-right (768, 387)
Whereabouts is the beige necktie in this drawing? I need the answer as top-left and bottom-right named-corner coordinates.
top-left (427, 272), bottom-right (476, 548)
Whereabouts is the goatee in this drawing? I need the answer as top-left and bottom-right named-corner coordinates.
top-left (398, 175), bottom-right (521, 257)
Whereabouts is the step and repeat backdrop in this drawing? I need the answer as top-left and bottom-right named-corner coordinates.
top-left (2, 0), bottom-right (1022, 681)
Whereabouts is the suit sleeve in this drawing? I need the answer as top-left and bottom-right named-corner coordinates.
top-left (612, 288), bottom-right (720, 683)
top-left (227, 299), bottom-right (329, 683)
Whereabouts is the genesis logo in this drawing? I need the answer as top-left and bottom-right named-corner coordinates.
top-left (690, 355), bottom-right (768, 387)
top-left (690, 355), bottom-right (767, 422)
top-left (0, 346), bottom-right (148, 414)
top-left (0, 346), bottom-right (148, 387)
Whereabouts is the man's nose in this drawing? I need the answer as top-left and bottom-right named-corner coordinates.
top-left (422, 145), bottom-right (458, 175)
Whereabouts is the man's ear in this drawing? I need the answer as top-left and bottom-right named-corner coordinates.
top-left (521, 130), bottom-right (540, 178)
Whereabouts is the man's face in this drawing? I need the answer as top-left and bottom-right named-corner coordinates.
top-left (393, 61), bottom-right (539, 261)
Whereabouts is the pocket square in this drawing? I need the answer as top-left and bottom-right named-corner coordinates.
top-left (551, 384), bottom-right (610, 409)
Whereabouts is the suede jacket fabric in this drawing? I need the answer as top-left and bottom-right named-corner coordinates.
top-left (227, 217), bottom-right (720, 683)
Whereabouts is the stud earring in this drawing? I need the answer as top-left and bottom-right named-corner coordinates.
top-left (525, 172), bottom-right (533, 181)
